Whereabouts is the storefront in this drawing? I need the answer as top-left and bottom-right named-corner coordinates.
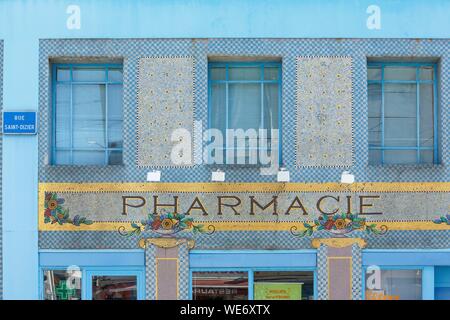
top-left (1, 1), bottom-right (450, 301)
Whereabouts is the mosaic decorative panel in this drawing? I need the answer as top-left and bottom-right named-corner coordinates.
top-left (38, 39), bottom-right (450, 183)
top-left (38, 182), bottom-right (450, 231)
top-left (296, 57), bottom-right (353, 167)
top-left (137, 57), bottom-right (195, 167)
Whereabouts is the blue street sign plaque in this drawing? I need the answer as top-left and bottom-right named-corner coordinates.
top-left (2, 111), bottom-right (37, 135)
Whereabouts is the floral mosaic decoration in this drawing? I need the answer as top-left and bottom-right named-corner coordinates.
top-left (291, 213), bottom-right (388, 237)
top-left (433, 214), bottom-right (450, 225)
top-left (118, 211), bottom-right (214, 237)
top-left (44, 192), bottom-right (93, 226)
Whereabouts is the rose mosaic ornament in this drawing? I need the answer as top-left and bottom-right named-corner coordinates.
top-left (290, 213), bottom-right (388, 237)
top-left (44, 192), bottom-right (93, 226)
top-left (118, 211), bottom-right (215, 237)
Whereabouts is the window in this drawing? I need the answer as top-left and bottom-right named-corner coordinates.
top-left (91, 275), bottom-right (138, 300)
top-left (52, 64), bottom-right (124, 165)
top-left (41, 267), bottom-right (144, 300)
top-left (192, 271), bottom-right (249, 300)
top-left (435, 267), bottom-right (450, 300)
top-left (367, 62), bottom-right (438, 165)
top-left (43, 269), bottom-right (82, 300)
top-left (365, 268), bottom-right (422, 300)
top-left (191, 270), bottom-right (315, 300)
top-left (208, 62), bottom-right (281, 165)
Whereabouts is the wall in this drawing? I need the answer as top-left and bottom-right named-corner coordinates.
top-left (1, 0), bottom-right (449, 299)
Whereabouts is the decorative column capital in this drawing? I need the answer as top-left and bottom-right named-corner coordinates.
top-left (138, 237), bottom-right (195, 249)
top-left (311, 237), bottom-right (367, 249)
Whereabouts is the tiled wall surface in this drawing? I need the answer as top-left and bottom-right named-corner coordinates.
top-left (0, 40), bottom-right (3, 299)
top-left (38, 38), bottom-right (450, 254)
top-left (39, 38), bottom-right (450, 183)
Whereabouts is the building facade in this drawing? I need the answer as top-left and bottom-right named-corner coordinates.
top-left (1, 0), bottom-right (450, 300)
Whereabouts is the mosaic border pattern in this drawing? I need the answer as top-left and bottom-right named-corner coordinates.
top-left (39, 229), bottom-right (450, 250)
top-left (145, 244), bottom-right (156, 300)
top-left (178, 242), bottom-right (190, 300)
top-left (38, 39), bottom-right (450, 183)
top-left (351, 243), bottom-right (363, 300)
top-left (317, 244), bottom-right (328, 300)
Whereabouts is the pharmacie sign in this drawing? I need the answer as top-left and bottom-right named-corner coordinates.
top-left (39, 182), bottom-right (450, 233)
top-left (120, 193), bottom-right (383, 216)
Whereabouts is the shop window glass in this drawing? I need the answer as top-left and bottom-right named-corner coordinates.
top-left (53, 64), bottom-right (124, 165)
top-left (254, 271), bottom-right (314, 300)
top-left (192, 271), bottom-right (248, 300)
top-left (92, 275), bottom-right (138, 300)
top-left (367, 63), bottom-right (437, 165)
top-left (365, 269), bottom-right (422, 300)
top-left (208, 62), bottom-right (281, 165)
top-left (43, 269), bottom-right (82, 300)
top-left (435, 267), bottom-right (450, 300)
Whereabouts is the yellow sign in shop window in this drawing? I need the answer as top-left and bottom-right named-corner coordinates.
top-left (254, 282), bottom-right (303, 300)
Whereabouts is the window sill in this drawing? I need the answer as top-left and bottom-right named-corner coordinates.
top-left (44, 164), bottom-right (125, 168)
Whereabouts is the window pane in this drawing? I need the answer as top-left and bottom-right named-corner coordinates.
top-left (229, 83), bottom-right (261, 130)
top-left (384, 83), bottom-right (417, 147)
top-left (368, 83), bottom-right (382, 148)
top-left (264, 67), bottom-right (279, 80)
top-left (229, 67), bottom-right (260, 81)
top-left (368, 84), bottom-right (382, 117)
top-left (367, 67), bottom-right (381, 81)
top-left (384, 83), bottom-right (416, 118)
top-left (210, 83), bottom-right (226, 134)
top-left (210, 67), bottom-right (226, 81)
top-left (43, 269), bottom-right (82, 300)
top-left (263, 83), bottom-right (279, 131)
top-left (54, 150), bottom-right (71, 165)
top-left (369, 149), bottom-right (382, 165)
top-left (107, 84), bottom-right (123, 149)
top-left (192, 272), bottom-right (248, 300)
top-left (385, 118), bottom-right (416, 147)
top-left (366, 269), bottom-right (422, 300)
top-left (92, 275), bottom-right (137, 300)
top-left (420, 150), bottom-right (434, 164)
top-left (108, 150), bottom-right (123, 165)
top-left (56, 67), bottom-right (70, 81)
top-left (419, 66), bottom-right (433, 81)
top-left (384, 150), bottom-right (417, 164)
top-left (419, 84), bottom-right (434, 147)
top-left (108, 68), bottom-right (123, 82)
top-left (55, 84), bottom-right (71, 149)
top-left (368, 117), bottom-right (382, 147)
top-left (73, 84), bottom-right (106, 149)
top-left (384, 66), bottom-right (416, 81)
top-left (73, 150), bottom-right (105, 165)
top-left (73, 67), bottom-right (106, 82)
top-left (254, 271), bottom-right (314, 300)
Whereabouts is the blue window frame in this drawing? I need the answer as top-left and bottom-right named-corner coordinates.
top-left (208, 61), bottom-right (282, 165)
top-left (361, 249), bottom-right (450, 300)
top-left (39, 250), bottom-right (145, 300)
top-left (189, 250), bottom-right (317, 300)
top-left (52, 63), bottom-right (124, 165)
top-left (367, 62), bottom-right (438, 165)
